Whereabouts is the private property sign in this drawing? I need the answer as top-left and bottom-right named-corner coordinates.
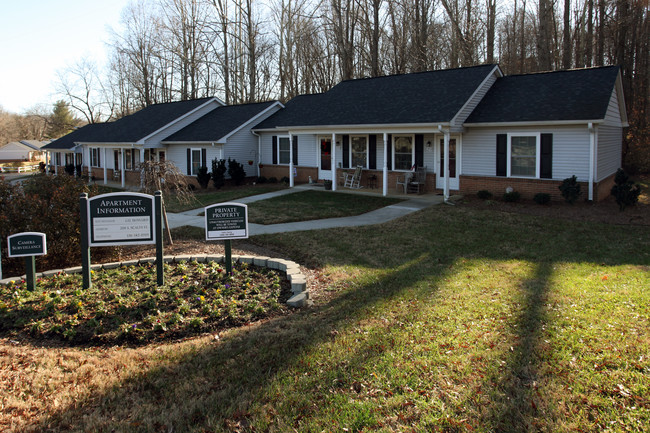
top-left (7, 232), bottom-right (47, 257)
top-left (205, 203), bottom-right (248, 240)
top-left (88, 192), bottom-right (155, 246)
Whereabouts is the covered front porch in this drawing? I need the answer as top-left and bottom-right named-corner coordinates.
top-left (263, 129), bottom-right (461, 201)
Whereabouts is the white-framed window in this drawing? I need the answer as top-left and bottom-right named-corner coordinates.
top-left (278, 137), bottom-right (290, 165)
top-left (393, 135), bottom-right (414, 171)
top-left (90, 148), bottom-right (101, 167)
top-left (65, 153), bottom-right (75, 166)
top-left (350, 135), bottom-right (368, 168)
top-left (508, 133), bottom-right (540, 178)
top-left (124, 149), bottom-right (140, 170)
top-left (190, 148), bottom-right (202, 175)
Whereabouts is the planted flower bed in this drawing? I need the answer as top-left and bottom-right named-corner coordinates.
top-left (0, 260), bottom-right (291, 345)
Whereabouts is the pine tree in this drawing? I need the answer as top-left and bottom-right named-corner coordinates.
top-left (46, 100), bottom-right (79, 138)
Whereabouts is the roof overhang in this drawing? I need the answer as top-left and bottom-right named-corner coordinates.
top-left (463, 119), bottom-right (605, 128)
top-left (256, 122), bottom-right (452, 135)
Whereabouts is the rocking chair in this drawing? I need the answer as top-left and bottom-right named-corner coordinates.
top-left (344, 166), bottom-right (363, 189)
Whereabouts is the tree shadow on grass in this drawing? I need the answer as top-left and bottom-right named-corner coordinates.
top-left (35, 205), bottom-right (649, 432)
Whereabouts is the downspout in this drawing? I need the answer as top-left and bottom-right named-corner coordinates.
top-left (289, 132), bottom-right (294, 187)
top-left (382, 132), bottom-right (388, 196)
top-left (251, 132), bottom-right (261, 177)
top-left (588, 122), bottom-right (595, 201)
top-left (331, 133), bottom-right (337, 191)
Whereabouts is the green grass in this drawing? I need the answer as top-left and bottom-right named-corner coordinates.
top-left (247, 190), bottom-right (404, 224)
top-left (164, 184), bottom-right (288, 212)
top-left (13, 204), bottom-right (650, 432)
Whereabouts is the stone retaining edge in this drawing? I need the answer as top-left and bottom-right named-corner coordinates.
top-left (0, 255), bottom-right (312, 308)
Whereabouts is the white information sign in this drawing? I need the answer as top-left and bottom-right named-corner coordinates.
top-left (88, 192), bottom-right (155, 246)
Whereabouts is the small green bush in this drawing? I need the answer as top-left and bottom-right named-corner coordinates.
top-left (533, 193), bottom-right (551, 205)
top-left (503, 191), bottom-right (521, 202)
top-left (477, 190), bottom-right (493, 200)
top-left (256, 176), bottom-right (268, 184)
top-left (280, 176), bottom-right (290, 184)
top-left (559, 175), bottom-right (582, 204)
top-left (196, 166), bottom-right (211, 189)
top-left (227, 158), bottom-right (247, 186)
top-left (268, 176), bottom-right (278, 183)
top-left (211, 158), bottom-right (226, 189)
top-left (610, 168), bottom-right (641, 211)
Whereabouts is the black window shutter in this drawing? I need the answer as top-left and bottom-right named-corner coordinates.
top-left (186, 148), bottom-right (191, 175)
top-left (387, 134), bottom-right (392, 170)
top-left (540, 133), bottom-right (553, 179)
top-left (496, 134), bottom-right (507, 177)
top-left (201, 149), bottom-right (207, 168)
top-left (415, 134), bottom-right (424, 168)
top-left (292, 136), bottom-right (298, 165)
top-left (272, 136), bottom-right (277, 165)
top-left (368, 135), bottom-right (377, 170)
top-left (342, 135), bottom-right (350, 168)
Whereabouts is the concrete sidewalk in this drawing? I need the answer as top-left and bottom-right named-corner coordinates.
top-left (165, 184), bottom-right (445, 235)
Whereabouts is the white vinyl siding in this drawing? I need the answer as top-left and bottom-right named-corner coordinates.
top-left (462, 126), bottom-right (591, 181)
top-left (597, 125), bottom-right (622, 181)
top-left (453, 71), bottom-right (498, 126)
top-left (603, 88), bottom-right (622, 126)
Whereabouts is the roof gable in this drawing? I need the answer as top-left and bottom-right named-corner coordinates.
top-left (465, 66), bottom-right (621, 124)
top-left (42, 123), bottom-right (114, 150)
top-left (256, 64), bottom-right (498, 129)
top-left (163, 101), bottom-right (280, 142)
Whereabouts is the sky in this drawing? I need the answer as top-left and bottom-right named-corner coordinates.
top-left (0, 0), bottom-right (132, 114)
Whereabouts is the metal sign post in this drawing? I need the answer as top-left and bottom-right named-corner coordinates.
top-left (204, 203), bottom-right (249, 274)
top-left (7, 232), bottom-right (47, 291)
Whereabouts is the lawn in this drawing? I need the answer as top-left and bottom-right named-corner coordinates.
top-left (1, 203), bottom-right (648, 432)
top-left (247, 190), bottom-right (404, 224)
top-left (164, 183), bottom-right (288, 213)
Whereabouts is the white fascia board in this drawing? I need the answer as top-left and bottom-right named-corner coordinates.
top-left (75, 142), bottom-right (139, 147)
top-left (218, 102), bottom-right (285, 143)
top-left (463, 119), bottom-right (604, 128)
top-left (135, 97), bottom-right (224, 145)
top-left (450, 65), bottom-right (502, 127)
top-left (276, 123), bottom-right (451, 135)
top-left (615, 71), bottom-right (629, 127)
top-left (161, 141), bottom-right (225, 145)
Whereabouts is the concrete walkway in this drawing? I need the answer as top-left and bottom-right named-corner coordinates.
top-left (165, 184), bottom-right (445, 235)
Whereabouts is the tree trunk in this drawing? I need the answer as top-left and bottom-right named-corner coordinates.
top-left (562, 0), bottom-right (572, 69)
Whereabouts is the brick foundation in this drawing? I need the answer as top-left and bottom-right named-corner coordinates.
top-left (458, 175), bottom-right (610, 202)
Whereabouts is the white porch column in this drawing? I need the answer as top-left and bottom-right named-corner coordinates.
top-left (103, 148), bottom-right (107, 185)
top-left (331, 133), bottom-right (337, 191)
top-left (588, 123), bottom-right (595, 201)
top-left (121, 148), bottom-right (126, 188)
top-left (382, 133), bottom-right (388, 196)
top-left (443, 131), bottom-right (450, 202)
top-left (140, 148), bottom-right (145, 190)
top-left (54, 153), bottom-right (58, 175)
top-left (87, 147), bottom-right (92, 183)
top-left (45, 152), bottom-right (50, 175)
top-left (289, 132), bottom-right (294, 187)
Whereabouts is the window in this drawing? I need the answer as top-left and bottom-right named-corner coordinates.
top-left (90, 148), bottom-right (101, 167)
top-left (55, 152), bottom-right (61, 165)
top-left (124, 149), bottom-right (140, 170)
top-left (65, 153), bottom-right (74, 166)
top-left (191, 148), bottom-right (201, 175)
top-left (393, 135), bottom-right (413, 170)
top-left (350, 136), bottom-right (367, 168)
top-left (509, 134), bottom-right (539, 178)
top-left (278, 137), bottom-right (290, 164)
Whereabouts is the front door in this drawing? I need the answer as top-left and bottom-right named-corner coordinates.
top-left (318, 137), bottom-right (332, 180)
top-left (437, 137), bottom-right (459, 190)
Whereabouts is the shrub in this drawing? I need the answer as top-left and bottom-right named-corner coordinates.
top-left (503, 191), bottom-right (521, 202)
top-left (477, 190), bottom-right (493, 200)
top-left (64, 163), bottom-right (75, 176)
top-left (280, 176), bottom-right (290, 184)
top-left (196, 166), bottom-right (211, 189)
top-left (268, 176), bottom-right (278, 183)
top-left (533, 192), bottom-right (551, 205)
top-left (559, 175), bottom-right (582, 204)
top-left (1, 174), bottom-right (117, 276)
top-left (211, 158), bottom-right (227, 189)
top-left (610, 168), bottom-right (641, 211)
top-left (256, 176), bottom-right (268, 184)
top-left (227, 158), bottom-right (246, 186)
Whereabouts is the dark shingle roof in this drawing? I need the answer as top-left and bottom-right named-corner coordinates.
top-left (164, 101), bottom-right (278, 142)
top-left (466, 66), bottom-right (620, 123)
top-left (42, 123), bottom-right (114, 150)
top-left (255, 64), bottom-right (498, 129)
top-left (103, 97), bottom-right (216, 142)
